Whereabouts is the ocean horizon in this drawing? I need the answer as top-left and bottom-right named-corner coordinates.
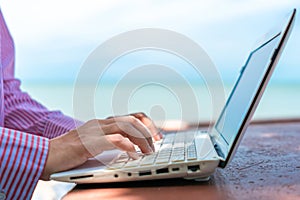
top-left (20, 81), bottom-right (300, 123)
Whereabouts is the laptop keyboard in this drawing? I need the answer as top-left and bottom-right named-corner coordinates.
top-left (108, 131), bottom-right (198, 169)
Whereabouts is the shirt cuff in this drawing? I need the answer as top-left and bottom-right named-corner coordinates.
top-left (0, 128), bottom-right (49, 200)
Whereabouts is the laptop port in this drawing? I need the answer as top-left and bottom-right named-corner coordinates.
top-left (139, 170), bottom-right (152, 176)
top-left (172, 167), bottom-right (180, 172)
top-left (156, 168), bottom-right (169, 174)
top-left (70, 174), bottom-right (93, 180)
top-left (188, 165), bottom-right (200, 172)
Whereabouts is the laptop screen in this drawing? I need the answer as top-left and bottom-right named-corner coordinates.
top-left (215, 33), bottom-right (281, 148)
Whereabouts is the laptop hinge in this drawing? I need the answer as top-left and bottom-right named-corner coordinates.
top-left (213, 143), bottom-right (225, 161)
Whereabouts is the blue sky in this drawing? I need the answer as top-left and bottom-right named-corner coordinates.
top-left (0, 0), bottom-right (299, 84)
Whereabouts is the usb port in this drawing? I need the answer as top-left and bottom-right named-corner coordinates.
top-left (156, 168), bottom-right (169, 174)
top-left (139, 170), bottom-right (152, 176)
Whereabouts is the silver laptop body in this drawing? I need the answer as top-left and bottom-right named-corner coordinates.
top-left (51, 9), bottom-right (296, 183)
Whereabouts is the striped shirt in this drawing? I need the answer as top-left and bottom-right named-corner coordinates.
top-left (0, 9), bottom-right (80, 200)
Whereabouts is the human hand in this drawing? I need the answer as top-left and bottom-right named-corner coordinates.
top-left (41, 113), bottom-right (161, 180)
top-left (128, 112), bottom-right (163, 141)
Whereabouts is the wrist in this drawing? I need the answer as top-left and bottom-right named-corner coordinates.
top-left (41, 129), bottom-right (88, 180)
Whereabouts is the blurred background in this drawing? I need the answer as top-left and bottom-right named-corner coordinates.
top-left (0, 0), bottom-right (299, 123)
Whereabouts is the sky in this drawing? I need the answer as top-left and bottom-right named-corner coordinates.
top-left (0, 0), bottom-right (299, 84)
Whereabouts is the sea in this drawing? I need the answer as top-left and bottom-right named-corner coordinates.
top-left (20, 81), bottom-right (300, 124)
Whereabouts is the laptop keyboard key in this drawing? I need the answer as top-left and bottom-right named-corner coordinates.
top-left (187, 141), bottom-right (197, 160)
top-left (124, 158), bottom-right (142, 168)
top-left (107, 131), bottom-right (200, 169)
top-left (108, 162), bottom-right (125, 169)
top-left (140, 154), bottom-right (157, 166)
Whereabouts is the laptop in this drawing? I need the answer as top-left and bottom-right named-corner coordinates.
top-left (51, 9), bottom-right (296, 183)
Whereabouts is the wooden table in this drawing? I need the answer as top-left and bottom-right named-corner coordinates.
top-left (63, 120), bottom-right (300, 200)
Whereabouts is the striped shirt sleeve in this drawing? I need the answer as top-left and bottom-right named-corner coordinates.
top-left (0, 127), bottom-right (49, 200)
top-left (3, 78), bottom-right (83, 139)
